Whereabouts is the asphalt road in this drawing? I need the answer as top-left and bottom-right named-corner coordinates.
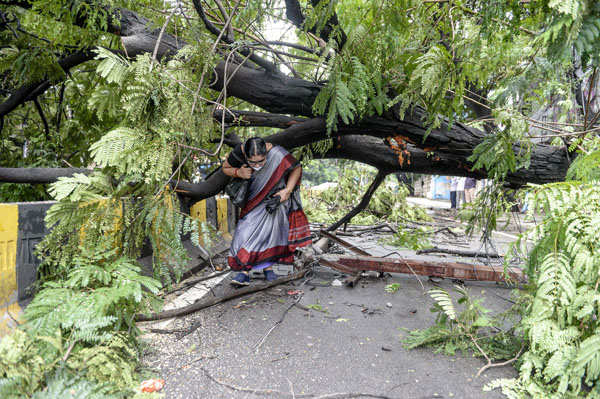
top-left (140, 267), bottom-right (517, 399)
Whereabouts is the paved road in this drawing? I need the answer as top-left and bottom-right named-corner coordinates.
top-left (141, 268), bottom-right (517, 399)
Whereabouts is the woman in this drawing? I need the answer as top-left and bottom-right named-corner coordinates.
top-left (222, 137), bottom-right (312, 286)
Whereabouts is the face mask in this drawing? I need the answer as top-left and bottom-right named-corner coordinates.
top-left (251, 165), bottom-right (263, 171)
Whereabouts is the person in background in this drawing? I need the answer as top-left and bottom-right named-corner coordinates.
top-left (457, 176), bottom-right (466, 207)
top-left (222, 137), bottom-right (312, 286)
top-left (464, 177), bottom-right (477, 203)
top-left (450, 176), bottom-right (459, 209)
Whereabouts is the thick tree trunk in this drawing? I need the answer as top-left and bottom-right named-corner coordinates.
top-left (0, 166), bottom-right (231, 200)
top-left (0, 167), bottom-right (90, 184)
top-left (211, 62), bottom-right (570, 185)
top-left (0, 2), bottom-right (571, 195)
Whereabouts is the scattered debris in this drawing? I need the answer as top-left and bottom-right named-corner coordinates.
top-left (384, 283), bottom-right (401, 293)
top-left (386, 302), bottom-right (393, 308)
top-left (331, 279), bottom-right (343, 287)
top-left (136, 269), bottom-right (310, 322)
top-left (319, 230), bottom-right (372, 256)
top-left (344, 272), bottom-right (364, 287)
top-left (254, 294), bottom-right (304, 352)
top-left (139, 378), bottom-right (165, 393)
top-left (381, 346), bottom-right (392, 352)
top-left (322, 255), bottom-right (525, 283)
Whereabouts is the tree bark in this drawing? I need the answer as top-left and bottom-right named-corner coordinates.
top-left (214, 109), bottom-right (307, 128)
top-left (0, 167), bottom-right (90, 184)
top-left (0, 2), bottom-right (572, 193)
top-left (212, 62), bottom-right (570, 185)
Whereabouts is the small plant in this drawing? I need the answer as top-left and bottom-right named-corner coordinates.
top-left (403, 285), bottom-right (522, 369)
top-left (384, 283), bottom-right (401, 293)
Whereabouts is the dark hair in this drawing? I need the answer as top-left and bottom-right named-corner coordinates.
top-left (244, 137), bottom-right (267, 158)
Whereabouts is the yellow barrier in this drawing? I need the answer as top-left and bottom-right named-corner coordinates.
top-left (0, 197), bottom-right (235, 336)
top-left (0, 204), bottom-right (21, 336)
top-left (216, 197), bottom-right (231, 240)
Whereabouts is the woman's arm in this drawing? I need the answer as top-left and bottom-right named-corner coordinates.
top-left (223, 159), bottom-right (252, 179)
top-left (275, 165), bottom-right (301, 202)
top-left (285, 165), bottom-right (302, 191)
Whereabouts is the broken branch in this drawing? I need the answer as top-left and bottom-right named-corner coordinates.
top-left (321, 255), bottom-right (525, 283)
top-left (200, 365), bottom-right (394, 398)
top-left (326, 170), bottom-right (389, 232)
top-left (416, 246), bottom-right (501, 258)
top-left (136, 269), bottom-right (309, 322)
top-left (319, 230), bottom-right (371, 256)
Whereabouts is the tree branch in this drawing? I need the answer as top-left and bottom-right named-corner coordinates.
top-left (284, 0), bottom-right (347, 49)
top-left (33, 98), bottom-right (49, 138)
top-left (191, 0), bottom-right (277, 72)
top-left (0, 167), bottom-right (90, 184)
top-left (213, 109), bottom-right (308, 128)
top-left (266, 40), bottom-right (319, 55)
top-left (326, 170), bottom-right (388, 232)
top-left (0, 49), bottom-right (95, 117)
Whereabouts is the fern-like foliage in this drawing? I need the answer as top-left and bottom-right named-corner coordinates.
top-left (403, 285), bottom-right (520, 361)
top-left (30, 369), bottom-right (119, 399)
top-left (488, 143), bottom-right (600, 397)
top-left (312, 54), bottom-right (378, 133)
top-left (1, 47), bottom-right (214, 398)
top-left (428, 288), bottom-right (457, 320)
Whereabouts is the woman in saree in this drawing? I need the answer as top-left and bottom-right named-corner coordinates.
top-left (222, 137), bottom-right (312, 286)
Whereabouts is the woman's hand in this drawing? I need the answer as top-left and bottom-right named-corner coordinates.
top-left (274, 188), bottom-right (292, 203)
top-left (236, 166), bottom-right (253, 179)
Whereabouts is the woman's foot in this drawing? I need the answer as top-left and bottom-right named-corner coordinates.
top-left (264, 269), bottom-right (278, 282)
top-left (231, 272), bottom-right (250, 286)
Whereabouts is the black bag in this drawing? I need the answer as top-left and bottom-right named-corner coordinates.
top-left (225, 178), bottom-right (249, 208)
top-left (264, 194), bottom-right (281, 214)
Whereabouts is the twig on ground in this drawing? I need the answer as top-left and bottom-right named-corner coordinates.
top-left (254, 294), bottom-right (304, 352)
top-left (200, 365), bottom-right (394, 398)
top-left (430, 226), bottom-right (460, 237)
top-left (177, 319), bottom-right (203, 340)
top-left (162, 269), bottom-right (229, 296)
top-left (399, 259), bottom-right (426, 292)
top-left (476, 344), bottom-right (525, 377)
top-left (148, 327), bottom-right (189, 335)
top-left (179, 354), bottom-right (217, 370)
top-left (343, 223), bottom-right (398, 234)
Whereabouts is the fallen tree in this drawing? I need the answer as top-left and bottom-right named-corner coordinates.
top-left (0, 0), bottom-right (572, 202)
